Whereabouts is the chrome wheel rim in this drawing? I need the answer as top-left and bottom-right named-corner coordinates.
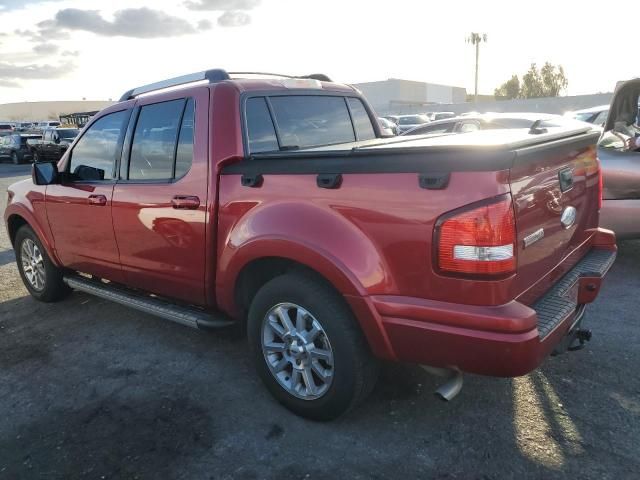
top-left (20, 239), bottom-right (45, 291)
top-left (261, 303), bottom-right (334, 400)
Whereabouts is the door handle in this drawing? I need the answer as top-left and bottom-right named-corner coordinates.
top-left (88, 194), bottom-right (107, 206)
top-left (171, 195), bottom-right (200, 210)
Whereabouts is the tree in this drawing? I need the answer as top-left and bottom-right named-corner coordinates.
top-left (540, 62), bottom-right (568, 97)
top-left (494, 75), bottom-right (520, 99)
top-left (494, 62), bottom-right (568, 99)
top-left (520, 63), bottom-right (545, 98)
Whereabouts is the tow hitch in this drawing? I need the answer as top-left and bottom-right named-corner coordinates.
top-left (552, 305), bottom-right (592, 355)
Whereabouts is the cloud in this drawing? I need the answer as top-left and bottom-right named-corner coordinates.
top-left (0, 79), bottom-right (20, 88)
top-left (37, 7), bottom-right (211, 39)
top-left (61, 50), bottom-right (79, 57)
top-left (33, 43), bottom-right (60, 55)
top-left (217, 10), bottom-right (251, 27)
top-left (184, 0), bottom-right (260, 10)
top-left (185, 0), bottom-right (260, 27)
top-left (0, 61), bottom-right (74, 82)
top-left (15, 27), bottom-right (69, 42)
top-left (0, 0), bottom-right (63, 11)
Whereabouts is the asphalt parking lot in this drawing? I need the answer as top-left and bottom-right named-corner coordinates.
top-left (0, 163), bottom-right (639, 480)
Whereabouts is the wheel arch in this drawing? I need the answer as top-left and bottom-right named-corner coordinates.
top-left (220, 243), bottom-right (396, 361)
top-left (5, 209), bottom-right (60, 266)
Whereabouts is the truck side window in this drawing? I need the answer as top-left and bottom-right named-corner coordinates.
top-left (269, 96), bottom-right (355, 148)
top-left (246, 97), bottom-right (279, 153)
top-left (129, 99), bottom-right (185, 181)
top-left (69, 110), bottom-right (128, 181)
top-left (174, 98), bottom-right (194, 179)
top-left (347, 98), bottom-right (376, 141)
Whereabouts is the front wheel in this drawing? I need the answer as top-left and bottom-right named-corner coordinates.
top-left (248, 272), bottom-right (379, 420)
top-left (15, 225), bottom-right (70, 302)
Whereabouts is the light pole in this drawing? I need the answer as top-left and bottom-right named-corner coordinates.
top-left (467, 32), bottom-right (487, 103)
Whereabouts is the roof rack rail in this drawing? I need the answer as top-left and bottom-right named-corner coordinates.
top-left (228, 72), bottom-right (333, 82)
top-left (118, 69), bottom-right (333, 102)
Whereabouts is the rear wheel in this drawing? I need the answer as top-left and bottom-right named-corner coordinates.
top-left (15, 225), bottom-right (70, 302)
top-left (11, 151), bottom-right (19, 164)
top-left (248, 272), bottom-right (378, 420)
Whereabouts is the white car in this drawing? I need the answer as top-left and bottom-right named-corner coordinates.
top-left (564, 105), bottom-right (609, 126)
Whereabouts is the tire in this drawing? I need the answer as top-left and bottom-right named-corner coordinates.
top-left (248, 271), bottom-right (379, 420)
top-left (32, 150), bottom-right (39, 162)
top-left (15, 225), bottom-right (70, 302)
top-left (11, 151), bottom-right (20, 164)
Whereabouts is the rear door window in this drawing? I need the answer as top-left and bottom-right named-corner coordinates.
top-left (347, 98), bottom-right (376, 141)
top-left (268, 96), bottom-right (355, 148)
top-left (128, 99), bottom-right (185, 181)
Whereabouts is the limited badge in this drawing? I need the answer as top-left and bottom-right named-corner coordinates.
top-left (523, 228), bottom-right (544, 248)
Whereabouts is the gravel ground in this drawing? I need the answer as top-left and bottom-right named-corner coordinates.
top-left (0, 163), bottom-right (639, 480)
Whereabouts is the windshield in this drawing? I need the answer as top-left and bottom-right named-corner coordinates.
top-left (398, 115), bottom-right (429, 125)
top-left (57, 129), bottom-right (79, 139)
top-left (573, 112), bottom-right (597, 122)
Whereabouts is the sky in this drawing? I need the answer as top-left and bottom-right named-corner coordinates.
top-left (0, 0), bottom-right (635, 103)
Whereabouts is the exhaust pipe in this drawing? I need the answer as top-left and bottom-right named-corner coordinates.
top-left (420, 365), bottom-right (464, 401)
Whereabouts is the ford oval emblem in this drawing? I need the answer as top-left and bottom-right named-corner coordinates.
top-left (560, 206), bottom-right (577, 229)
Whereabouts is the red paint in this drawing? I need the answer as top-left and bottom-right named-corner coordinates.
top-left (4, 77), bottom-right (616, 379)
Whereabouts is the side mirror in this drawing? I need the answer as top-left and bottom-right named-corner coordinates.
top-left (32, 161), bottom-right (59, 185)
top-left (53, 136), bottom-right (60, 144)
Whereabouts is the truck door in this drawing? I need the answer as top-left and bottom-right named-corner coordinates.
top-left (111, 87), bottom-right (209, 306)
top-left (51, 130), bottom-right (61, 160)
top-left (41, 130), bottom-right (52, 161)
top-left (46, 109), bottom-right (131, 282)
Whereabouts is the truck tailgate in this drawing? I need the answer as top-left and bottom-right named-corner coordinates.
top-left (509, 130), bottom-right (602, 303)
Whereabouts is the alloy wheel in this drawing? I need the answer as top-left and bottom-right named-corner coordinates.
top-left (261, 302), bottom-right (334, 400)
top-left (20, 239), bottom-right (45, 291)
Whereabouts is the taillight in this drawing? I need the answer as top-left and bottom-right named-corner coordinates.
top-left (596, 157), bottom-right (603, 210)
top-left (436, 195), bottom-right (516, 276)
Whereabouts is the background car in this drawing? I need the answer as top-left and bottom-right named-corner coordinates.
top-left (565, 105), bottom-right (609, 126)
top-left (394, 114), bottom-right (431, 133)
top-left (0, 134), bottom-right (41, 164)
top-left (29, 127), bottom-right (79, 162)
top-left (402, 112), bottom-right (582, 136)
top-left (33, 121), bottom-right (61, 133)
top-left (15, 122), bottom-right (34, 132)
top-left (597, 78), bottom-right (640, 239)
top-left (378, 117), bottom-right (399, 135)
top-left (427, 111), bottom-right (456, 121)
top-left (0, 123), bottom-right (15, 136)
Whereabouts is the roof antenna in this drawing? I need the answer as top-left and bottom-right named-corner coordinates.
top-left (529, 119), bottom-right (547, 135)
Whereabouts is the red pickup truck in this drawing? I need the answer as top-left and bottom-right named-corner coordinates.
top-left (5, 69), bottom-right (616, 420)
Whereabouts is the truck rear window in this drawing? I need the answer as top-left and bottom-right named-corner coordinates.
top-left (245, 95), bottom-right (376, 153)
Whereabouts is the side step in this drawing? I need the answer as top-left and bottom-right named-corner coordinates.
top-left (63, 275), bottom-right (234, 330)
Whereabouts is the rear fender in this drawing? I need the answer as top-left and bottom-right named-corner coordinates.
top-left (216, 202), bottom-right (394, 357)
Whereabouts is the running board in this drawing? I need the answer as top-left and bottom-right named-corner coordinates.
top-left (63, 275), bottom-right (234, 330)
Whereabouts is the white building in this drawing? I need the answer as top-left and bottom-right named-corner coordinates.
top-left (353, 78), bottom-right (467, 115)
top-left (0, 101), bottom-right (115, 122)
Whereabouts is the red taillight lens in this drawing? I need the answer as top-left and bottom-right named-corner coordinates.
top-left (596, 157), bottom-right (603, 210)
top-left (437, 196), bottom-right (516, 276)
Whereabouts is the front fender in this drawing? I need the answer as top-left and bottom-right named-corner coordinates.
top-left (4, 182), bottom-right (60, 266)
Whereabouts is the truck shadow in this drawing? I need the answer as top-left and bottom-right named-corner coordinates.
top-left (0, 238), bottom-right (638, 478)
top-left (0, 248), bottom-right (16, 267)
